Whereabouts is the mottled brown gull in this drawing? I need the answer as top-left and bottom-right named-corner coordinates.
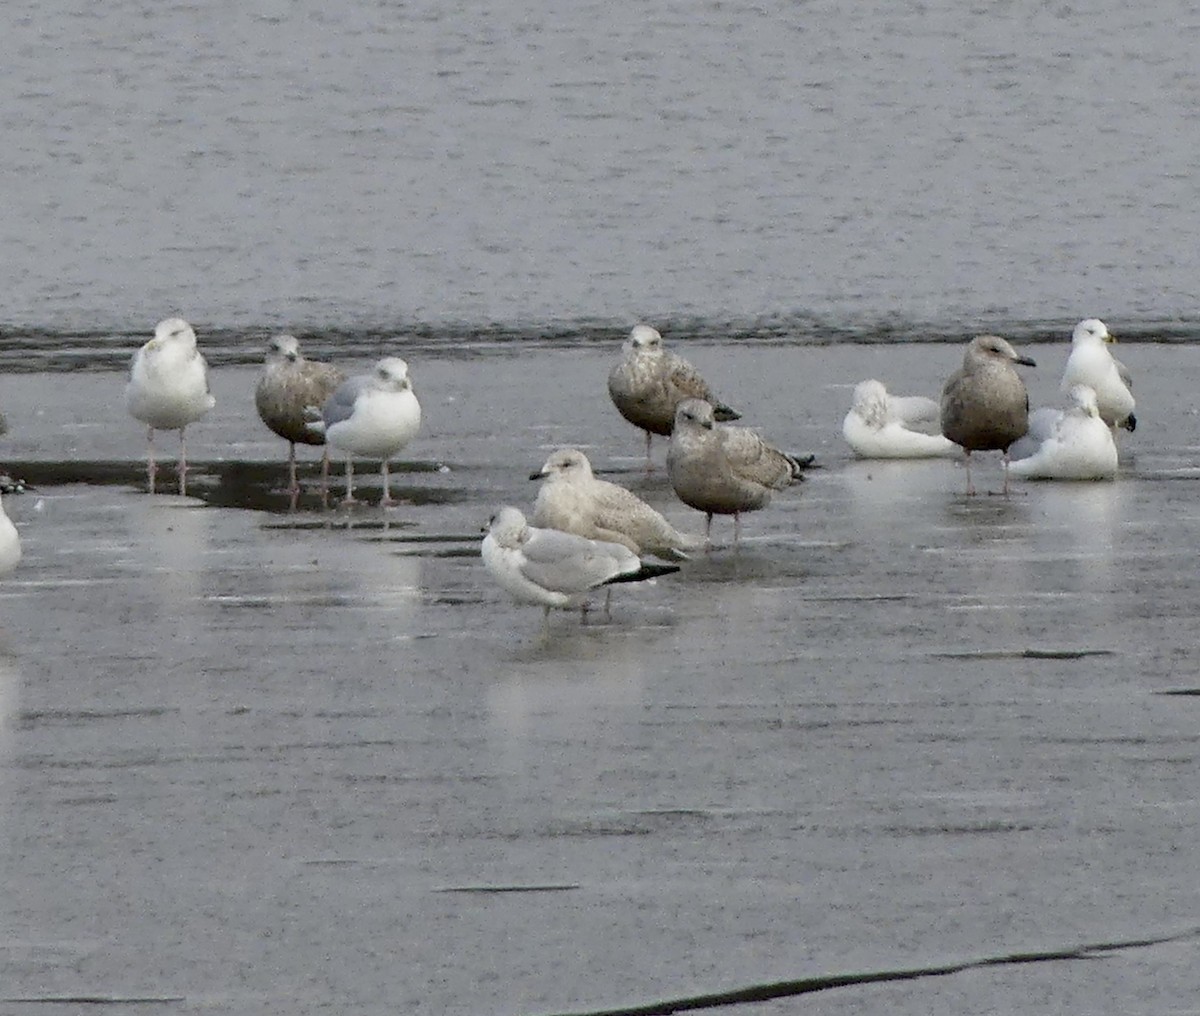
top-left (1060, 318), bottom-right (1136, 432)
top-left (481, 506), bottom-right (680, 631)
top-left (666, 397), bottom-right (807, 547)
top-left (939, 335), bottom-right (1036, 495)
top-left (255, 334), bottom-right (346, 509)
top-left (607, 324), bottom-right (740, 464)
top-left (531, 447), bottom-right (700, 561)
top-left (125, 317), bottom-right (215, 496)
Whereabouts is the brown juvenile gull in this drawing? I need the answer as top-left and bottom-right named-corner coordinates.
top-left (607, 324), bottom-right (741, 464)
top-left (255, 334), bottom-right (346, 509)
top-left (939, 334), bottom-right (1036, 495)
top-left (531, 447), bottom-right (701, 561)
top-left (125, 317), bottom-right (216, 496)
top-left (666, 397), bottom-right (807, 547)
top-left (481, 506), bottom-right (680, 632)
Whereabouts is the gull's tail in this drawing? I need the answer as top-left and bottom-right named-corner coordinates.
top-left (604, 563), bottom-right (681, 586)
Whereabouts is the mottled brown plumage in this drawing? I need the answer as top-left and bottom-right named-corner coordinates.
top-left (255, 334), bottom-right (345, 506)
top-left (940, 334), bottom-right (1036, 495)
top-left (666, 398), bottom-right (807, 546)
top-left (607, 324), bottom-right (740, 462)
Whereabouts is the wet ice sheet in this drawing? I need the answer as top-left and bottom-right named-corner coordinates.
top-left (1, 343), bottom-right (1200, 1015)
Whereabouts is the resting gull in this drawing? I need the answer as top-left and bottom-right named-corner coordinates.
top-left (255, 334), bottom-right (346, 509)
top-left (1060, 318), bottom-right (1136, 432)
top-left (531, 447), bottom-right (700, 561)
top-left (1007, 385), bottom-right (1118, 481)
top-left (125, 317), bottom-right (215, 496)
top-left (842, 379), bottom-right (958, 459)
top-left (481, 506), bottom-right (680, 629)
top-left (309, 357), bottom-right (421, 507)
top-left (608, 324), bottom-right (740, 463)
top-left (940, 335), bottom-right (1036, 495)
top-left (666, 397), bottom-right (807, 546)
top-left (0, 493), bottom-right (20, 578)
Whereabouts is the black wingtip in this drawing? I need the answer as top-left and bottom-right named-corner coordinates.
top-left (603, 563), bottom-right (681, 586)
top-left (1123, 414), bottom-right (1137, 432)
top-left (713, 404), bottom-right (741, 422)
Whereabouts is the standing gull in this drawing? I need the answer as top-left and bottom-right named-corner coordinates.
top-left (309, 357), bottom-right (421, 507)
top-left (1060, 318), bottom-right (1136, 432)
top-left (0, 494), bottom-right (20, 578)
top-left (531, 447), bottom-right (700, 560)
top-left (1007, 385), bottom-right (1118, 481)
top-left (255, 334), bottom-right (346, 509)
top-left (607, 324), bottom-right (740, 464)
top-left (125, 317), bottom-right (215, 496)
top-left (481, 506), bottom-right (679, 630)
top-left (842, 379), bottom-right (958, 459)
top-left (666, 398), bottom-right (806, 546)
top-left (940, 335), bottom-right (1036, 495)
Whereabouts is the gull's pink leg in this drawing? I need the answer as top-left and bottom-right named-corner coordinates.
top-left (287, 441), bottom-right (300, 511)
top-left (340, 459), bottom-right (358, 506)
top-left (177, 428), bottom-right (189, 496)
top-left (146, 426), bottom-right (157, 494)
top-left (379, 459), bottom-right (397, 508)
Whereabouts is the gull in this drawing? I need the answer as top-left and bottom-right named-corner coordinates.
top-left (842, 379), bottom-right (958, 459)
top-left (481, 506), bottom-right (680, 630)
top-left (940, 335), bottom-right (1036, 495)
top-left (666, 397), bottom-right (807, 546)
top-left (1007, 385), bottom-right (1118, 481)
top-left (125, 317), bottom-right (215, 495)
top-left (308, 357), bottom-right (421, 507)
top-left (607, 324), bottom-right (740, 463)
top-left (255, 334), bottom-right (346, 509)
top-left (1060, 318), bottom-right (1136, 432)
top-left (531, 447), bottom-right (700, 560)
top-left (0, 493), bottom-right (20, 578)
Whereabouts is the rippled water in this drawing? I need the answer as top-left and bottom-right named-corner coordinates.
top-left (3, 0), bottom-right (1199, 335)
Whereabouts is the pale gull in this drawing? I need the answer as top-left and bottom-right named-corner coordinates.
top-left (255, 334), bottom-right (346, 509)
top-left (607, 324), bottom-right (740, 463)
top-left (309, 357), bottom-right (421, 507)
top-left (125, 317), bottom-right (215, 496)
top-left (842, 379), bottom-right (958, 459)
top-left (940, 335), bottom-right (1036, 495)
top-left (1060, 318), bottom-right (1136, 432)
top-left (1008, 385), bottom-right (1118, 481)
top-left (666, 397), bottom-right (807, 546)
top-left (0, 493), bottom-right (20, 578)
top-left (531, 447), bottom-right (700, 561)
top-left (481, 506), bottom-right (679, 629)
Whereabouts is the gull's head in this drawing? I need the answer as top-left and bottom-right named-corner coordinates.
top-left (851, 379), bottom-right (889, 427)
top-left (1066, 384), bottom-right (1101, 417)
top-left (150, 317), bottom-right (196, 351)
top-left (675, 397), bottom-right (715, 432)
top-left (483, 506), bottom-right (528, 546)
top-left (266, 334), bottom-right (302, 365)
top-left (534, 447), bottom-right (593, 483)
top-left (966, 334), bottom-right (1036, 369)
top-left (374, 357), bottom-right (412, 391)
top-left (624, 324), bottom-right (663, 357)
top-left (1072, 318), bottom-right (1113, 346)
